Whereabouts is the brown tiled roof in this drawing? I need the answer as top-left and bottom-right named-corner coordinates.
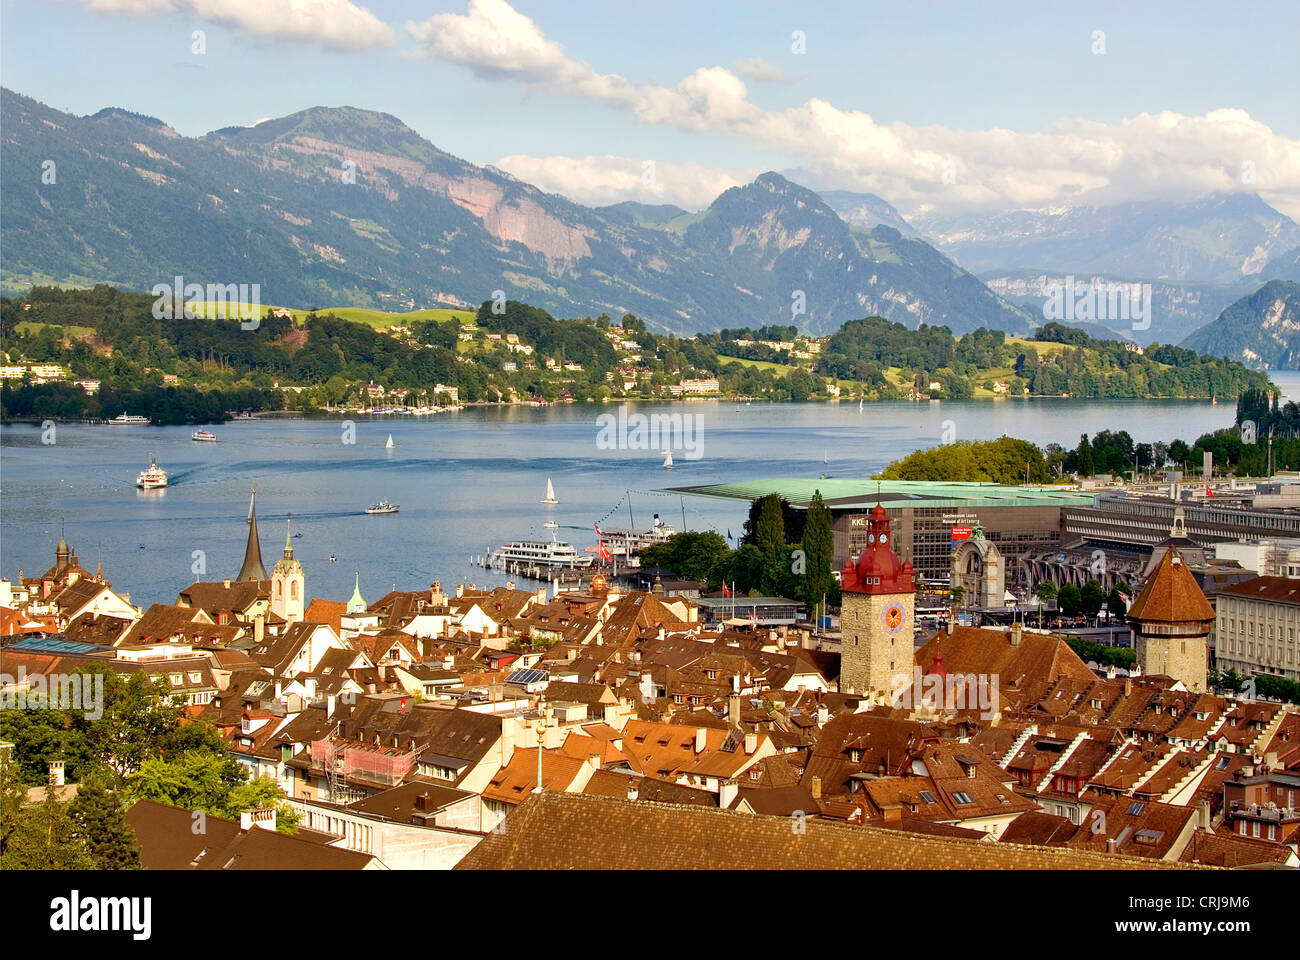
top-left (63, 612), bottom-right (134, 646)
top-left (1127, 550), bottom-right (1215, 624)
top-left (304, 599), bottom-right (347, 634)
top-left (483, 747), bottom-right (588, 804)
top-left (455, 791), bottom-right (1204, 870)
top-left (178, 579), bottom-right (269, 616)
top-left (124, 800), bottom-right (378, 869)
top-left (914, 626), bottom-right (1097, 694)
top-left (1179, 829), bottom-right (1296, 867)
top-left (1217, 575), bottom-right (1300, 606)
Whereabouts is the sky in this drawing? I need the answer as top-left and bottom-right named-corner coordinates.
top-left (2, 0), bottom-right (1298, 218)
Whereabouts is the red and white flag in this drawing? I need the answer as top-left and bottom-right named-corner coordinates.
top-left (598, 540), bottom-right (612, 563)
top-left (722, 582), bottom-right (731, 598)
top-left (1206, 484), bottom-right (1215, 498)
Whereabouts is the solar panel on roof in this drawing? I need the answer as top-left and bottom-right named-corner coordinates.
top-left (10, 636), bottom-right (105, 654)
top-left (505, 668), bottom-right (549, 685)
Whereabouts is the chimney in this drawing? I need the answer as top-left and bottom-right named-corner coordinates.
top-left (695, 727), bottom-right (708, 754)
top-left (223, 578), bottom-right (231, 589)
top-left (1123, 678), bottom-right (1132, 696)
top-left (274, 680), bottom-right (283, 702)
top-left (728, 694), bottom-right (741, 727)
top-left (326, 693), bottom-right (337, 717)
top-left (744, 732), bottom-right (758, 754)
top-left (1009, 622), bottom-right (1022, 648)
top-left (811, 775), bottom-right (822, 800)
top-left (627, 779), bottom-right (639, 802)
top-left (239, 808), bottom-right (277, 832)
top-left (305, 677), bottom-right (317, 700)
top-left (587, 752), bottom-right (602, 770)
top-left (48, 761), bottom-right (65, 787)
top-left (1106, 838), bottom-right (1118, 854)
top-left (817, 704), bottom-right (830, 726)
top-left (1198, 800), bottom-right (1211, 830)
top-left (719, 778), bottom-right (739, 809)
top-left (254, 613), bottom-right (265, 644)
top-left (881, 803), bottom-right (901, 823)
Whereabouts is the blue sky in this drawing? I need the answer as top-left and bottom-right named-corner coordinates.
top-left (3, 0), bottom-right (1298, 216)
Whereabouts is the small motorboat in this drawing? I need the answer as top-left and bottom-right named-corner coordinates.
top-left (365, 502), bottom-right (399, 515)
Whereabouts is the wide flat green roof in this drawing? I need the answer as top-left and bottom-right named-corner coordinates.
top-left (668, 478), bottom-right (1097, 510)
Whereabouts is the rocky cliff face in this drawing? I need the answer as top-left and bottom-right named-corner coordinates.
top-left (1182, 280), bottom-right (1300, 368)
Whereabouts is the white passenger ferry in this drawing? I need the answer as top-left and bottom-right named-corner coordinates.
top-left (136, 457), bottom-right (168, 488)
top-left (488, 535), bottom-right (593, 570)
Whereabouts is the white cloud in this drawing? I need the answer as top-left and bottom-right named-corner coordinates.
top-left (493, 154), bottom-right (758, 210)
top-left (410, 0), bottom-right (1300, 220)
top-left (84, 0), bottom-right (395, 51)
top-left (732, 57), bottom-right (785, 83)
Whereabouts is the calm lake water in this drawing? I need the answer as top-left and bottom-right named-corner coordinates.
top-left (0, 396), bottom-right (1262, 608)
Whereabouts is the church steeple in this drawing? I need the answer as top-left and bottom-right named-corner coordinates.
top-left (347, 572), bottom-right (366, 614)
top-left (236, 486), bottom-right (268, 581)
top-left (271, 517), bottom-right (304, 622)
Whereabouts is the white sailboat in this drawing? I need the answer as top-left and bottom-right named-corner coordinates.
top-left (858, 398), bottom-right (863, 411)
top-left (823, 450), bottom-right (829, 464)
top-left (385, 434), bottom-right (394, 449)
top-left (663, 449), bottom-right (674, 470)
top-left (542, 478), bottom-right (558, 504)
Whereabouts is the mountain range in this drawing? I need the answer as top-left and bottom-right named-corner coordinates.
top-left (1181, 280), bottom-right (1300, 370)
top-left (0, 89), bottom-right (1032, 338)
top-left (900, 193), bottom-right (1300, 346)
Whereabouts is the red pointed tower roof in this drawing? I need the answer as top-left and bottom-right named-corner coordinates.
top-left (1127, 549), bottom-right (1214, 632)
top-left (842, 503), bottom-right (914, 594)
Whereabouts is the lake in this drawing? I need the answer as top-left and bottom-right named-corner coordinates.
top-left (0, 396), bottom-right (1260, 609)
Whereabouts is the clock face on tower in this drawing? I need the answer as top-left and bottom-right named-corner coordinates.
top-left (882, 602), bottom-right (907, 633)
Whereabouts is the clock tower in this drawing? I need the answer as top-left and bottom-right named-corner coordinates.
top-left (840, 504), bottom-right (915, 702)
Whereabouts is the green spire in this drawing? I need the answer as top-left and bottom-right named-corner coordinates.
top-left (347, 572), bottom-right (366, 613)
top-left (283, 519), bottom-right (293, 560)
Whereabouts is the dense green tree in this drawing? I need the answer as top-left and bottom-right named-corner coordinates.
top-left (1058, 583), bottom-right (1082, 617)
top-left (1076, 434), bottom-right (1095, 476)
top-left (68, 776), bottom-right (141, 870)
top-left (0, 777), bottom-right (95, 870)
top-left (1080, 580), bottom-right (1106, 620)
top-left (753, 494), bottom-right (788, 593)
top-left (800, 490), bottom-right (835, 620)
top-left (125, 753), bottom-right (300, 833)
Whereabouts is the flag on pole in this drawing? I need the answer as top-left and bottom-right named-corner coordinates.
top-left (722, 582), bottom-right (731, 598)
top-left (1206, 484), bottom-right (1215, 499)
top-left (598, 540), bottom-right (612, 563)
